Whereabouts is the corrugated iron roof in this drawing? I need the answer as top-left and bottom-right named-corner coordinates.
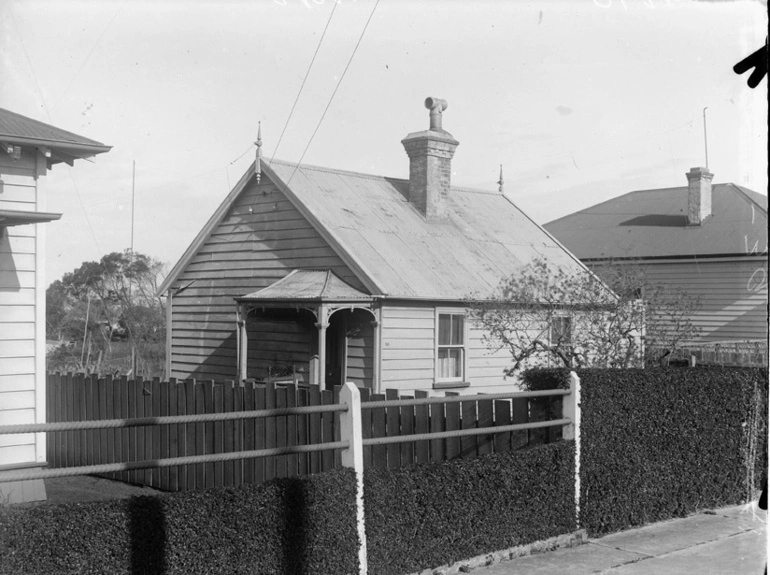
top-left (0, 108), bottom-right (110, 154)
top-left (265, 159), bottom-right (592, 300)
top-left (237, 269), bottom-right (373, 302)
top-left (544, 183), bottom-right (768, 260)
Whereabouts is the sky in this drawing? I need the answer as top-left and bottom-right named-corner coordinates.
top-left (1, 0), bottom-right (767, 285)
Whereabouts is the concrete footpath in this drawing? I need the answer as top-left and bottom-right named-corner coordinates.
top-left (479, 505), bottom-right (766, 575)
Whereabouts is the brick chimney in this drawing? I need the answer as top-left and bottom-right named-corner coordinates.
top-left (401, 97), bottom-right (459, 220)
top-left (686, 167), bottom-right (713, 225)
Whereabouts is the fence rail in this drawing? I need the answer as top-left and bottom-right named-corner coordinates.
top-left (40, 373), bottom-right (571, 491)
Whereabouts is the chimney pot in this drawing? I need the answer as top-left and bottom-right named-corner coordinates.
top-left (686, 166), bottom-right (713, 225)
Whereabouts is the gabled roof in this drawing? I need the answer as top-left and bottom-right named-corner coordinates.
top-left (236, 270), bottom-right (373, 303)
top-left (544, 183), bottom-right (768, 260)
top-left (0, 108), bottom-right (111, 164)
top-left (160, 158), bottom-right (597, 301)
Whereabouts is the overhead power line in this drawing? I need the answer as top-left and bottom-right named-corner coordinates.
top-left (286, 0), bottom-right (381, 186)
top-left (269, 0), bottom-right (339, 166)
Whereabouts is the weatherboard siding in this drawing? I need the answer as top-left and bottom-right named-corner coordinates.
top-left (591, 257), bottom-right (768, 343)
top-left (379, 303), bottom-right (516, 395)
top-left (169, 176), bottom-right (364, 381)
top-left (0, 155), bottom-right (45, 468)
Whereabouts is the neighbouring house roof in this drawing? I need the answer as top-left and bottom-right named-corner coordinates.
top-left (160, 158), bottom-right (597, 302)
top-left (544, 183), bottom-right (768, 261)
top-left (236, 269), bottom-right (373, 303)
top-left (0, 107), bottom-right (111, 164)
top-left (0, 209), bottom-right (62, 227)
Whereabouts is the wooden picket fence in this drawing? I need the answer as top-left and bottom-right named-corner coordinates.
top-left (46, 373), bottom-right (560, 491)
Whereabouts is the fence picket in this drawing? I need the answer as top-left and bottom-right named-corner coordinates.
top-left (151, 378), bottom-right (162, 488)
top-left (359, 387), bottom-right (372, 467)
top-left (494, 400), bottom-right (512, 454)
top-left (214, 384), bottom-right (225, 487)
top-left (400, 395), bottom-right (415, 465)
top-left (275, 385), bottom-right (288, 479)
top-left (385, 389), bottom-right (400, 469)
top-left (194, 380), bottom-right (206, 490)
top-left (169, 379), bottom-right (181, 491)
top-left (429, 402), bottom-right (445, 462)
top-left (184, 380), bottom-right (196, 490)
top-left (370, 393), bottom-right (387, 468)
top-left (321, 389), bottom-right (334, 471)
top-left (511, 397), bottom-right (528, 450)
top-left (308, 385), bottom-right (321, 474)
top-left (414, 390), bottom-right (430, 464)
top-left (296, 386), bottom-right (308, 477)
top-left (204, 381), bottom-right (215, 489)
top-left (284, 383), bottom-right (298, 477)
top-left (242, 382), bottom-right (256, 484)
top-left (84, 375), bottom-right (94, 466)
top-left (461, 399), bottom-right (477, 458)
top-left (444, 394), bottom-right (461, 459)
top-left (232, 384), bottom-right (243, 486)
top-left (255, 384), bottom-right (267, 482)
top-left (118, 376), bottom-right (130, 482)
top-left (264, 382), bottom-right (277, 481)
top-left (477, 398), bottom-right (493, 455)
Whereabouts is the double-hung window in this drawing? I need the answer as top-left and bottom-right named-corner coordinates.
top-left (551, 315), bottom-right (573, 349)
top-left (437, 312), bottom-right (465, 382)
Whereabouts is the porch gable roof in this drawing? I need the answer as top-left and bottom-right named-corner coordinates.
top-left (235, 269), bottom-right (374, 304)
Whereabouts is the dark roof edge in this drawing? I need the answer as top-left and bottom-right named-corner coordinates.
top-left (0, 134), bottom-right (111, 154)
top-left (582, 252), bottom-right (769, 263)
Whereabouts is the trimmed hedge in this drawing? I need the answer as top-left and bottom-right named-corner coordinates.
top-left (364, 441), bottom-right (576, 575)
top-left (573, 367), bottom-right (768, 536)
top-left (0, 469), bottom-right (358, 575)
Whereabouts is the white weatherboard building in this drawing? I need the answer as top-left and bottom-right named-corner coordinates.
top-left (0, 108), bottom-right (110, 503)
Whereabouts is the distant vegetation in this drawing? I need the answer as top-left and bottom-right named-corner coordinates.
top-left (46, 250), bottom-right (167, 379)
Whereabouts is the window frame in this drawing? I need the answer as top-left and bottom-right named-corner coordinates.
top-left (434, 309), bottom-right (469, 388)
top-left (550, 314), bottom-right (573, 348)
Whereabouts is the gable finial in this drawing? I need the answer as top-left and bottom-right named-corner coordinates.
top-left (255, 122), bottom-right (263, 184)
top-left (497, 164), bottom-right (504, 193)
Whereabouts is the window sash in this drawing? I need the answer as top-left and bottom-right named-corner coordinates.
top-left (437, 347), bottom-right (463, 379)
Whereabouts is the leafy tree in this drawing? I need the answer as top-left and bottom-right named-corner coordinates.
top-left (472, 257), bottom-right (701, 375)
top-left (46, 250), bottom-right (167, 376)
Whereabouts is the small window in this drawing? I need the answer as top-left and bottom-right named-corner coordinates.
top-left (437, 312), bottom-right (465, 380)
top-left (551, 316), bottom-right (572, 347)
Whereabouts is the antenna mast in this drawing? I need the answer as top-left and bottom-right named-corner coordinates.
top-left (702, 107), bottom-right (709, 169)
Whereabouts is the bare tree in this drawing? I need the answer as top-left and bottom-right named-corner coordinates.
top-left (472, 257), bottom-right (701, 375)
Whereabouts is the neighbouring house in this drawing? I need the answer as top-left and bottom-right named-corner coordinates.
top-left (544, 168), bottom-right (768, 352)
top-left (159, 99), bottom-right (605, 395)
top-left (0, 108), bottom-right (110, 503)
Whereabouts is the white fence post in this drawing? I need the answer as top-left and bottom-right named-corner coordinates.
top-left (340, 381), bottom-right (367, 575)
top-left (563, 371), bottom-right (581, 529)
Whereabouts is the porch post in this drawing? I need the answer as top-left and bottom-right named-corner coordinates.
top-left (371, 314), bottom-right (380, 393)
top-left (237, 304), bottom-right (249, 382)
top-left (316, 305), bottom-right (329, 388)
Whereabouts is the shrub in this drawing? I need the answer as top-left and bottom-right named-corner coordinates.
top-left (364, 442), bottom-right (576, 575)
top-left (577, 367), bottom-right (768, 536)
top-left (0, 469), bottom-right (358, 575)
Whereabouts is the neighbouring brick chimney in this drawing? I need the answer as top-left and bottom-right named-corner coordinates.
top-left (686, 166), bottom-right (713, 225)
top-left (401, 97), bottom-right (459, 220)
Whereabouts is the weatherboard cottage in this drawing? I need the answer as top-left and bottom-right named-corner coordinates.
top-left (0, 108), bottom-right (110, 503)
top-left (545, 169), bottom-right (768, 348)
top-left (159, 99), bottom-right (596, 395)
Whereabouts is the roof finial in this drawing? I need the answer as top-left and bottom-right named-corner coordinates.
top-left (497, 164), bottom-right (504, 193)
top-left (255, 122), bottom-right (263, 184)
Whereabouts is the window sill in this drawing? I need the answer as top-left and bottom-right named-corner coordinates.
top-left (433, 380), bottom-right (471, 390)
